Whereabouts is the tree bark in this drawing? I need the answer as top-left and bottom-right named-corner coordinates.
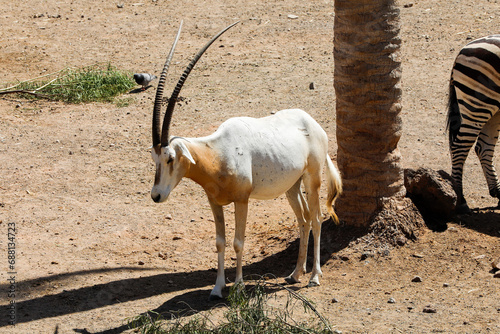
top-left (334, 0), bottom-right (405, 226)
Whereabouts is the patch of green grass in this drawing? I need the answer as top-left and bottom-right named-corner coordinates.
top-left (3, 63), bottom-right (135, 104)
top-left (126, 278), bottom-right (334, 334)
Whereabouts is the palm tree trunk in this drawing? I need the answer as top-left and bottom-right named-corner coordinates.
top-left (334, 0), bottom-right (405, 226)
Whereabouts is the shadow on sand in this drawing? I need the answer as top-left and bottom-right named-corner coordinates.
top-left (0, 219), bottom-right (365, 333)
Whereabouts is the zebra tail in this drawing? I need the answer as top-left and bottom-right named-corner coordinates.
top-left (446, 80), bottom-right (461, 149)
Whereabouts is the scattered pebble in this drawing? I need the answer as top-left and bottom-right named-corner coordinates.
top-left (165, 214), bottom-right (172, 220)
top-left (491, 258), bottom-right (500, 270)
top-left (158, 252), bottom-right (166, 259)
top-left (388, 297), bottom-right (396, 304)
top-left (396, 237), bottom-right (407, 246)
top-left (413, 253), bottom-right (424, 258)
top-left (423, 306), bottom-right (437, 313)
top-left (172, 236), bottom-right (182, 240)
top-left (332, 298), bottom-right (339, 303)
top-left (309, 82), bottom-right (316, 90)
top-left (138, 261), bottom-right (145, 265)
top-left (117, 4), bottom-right (124, 8)
top-left (340, 255), bottom-right (350, 261)
top-left (411, 276), bottom-right (423, 282)
top-left (360, 252), bottom-right (373, 261)
top-left (443, 283), bottom-right (450, 287)
top-left (287, 14), bottom-right (299, 19)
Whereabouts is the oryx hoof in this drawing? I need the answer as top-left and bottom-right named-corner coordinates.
top-left (208, 293), bottom-right (223, 301)
top-left (307, 281), bottom-right (320, 288)
top-left (284, 275), bottom-right (300, 285)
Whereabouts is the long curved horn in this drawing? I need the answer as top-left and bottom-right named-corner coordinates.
top-left (152, 21), bottom-right (183, 148)
top-left (160, 21), bottom-right (239, 146)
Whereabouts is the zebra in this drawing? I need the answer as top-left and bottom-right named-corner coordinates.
top-left (447, 34), bottom-right (500, 212)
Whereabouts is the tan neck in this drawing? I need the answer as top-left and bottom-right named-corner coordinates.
top-left (184, 141), bottom-right (223, 189)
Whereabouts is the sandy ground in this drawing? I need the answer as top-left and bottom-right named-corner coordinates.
top-left (0, 0), bottom-right (499, 333)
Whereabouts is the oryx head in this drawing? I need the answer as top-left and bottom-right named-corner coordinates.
top-left (150, 21), bottom-right (238, 203)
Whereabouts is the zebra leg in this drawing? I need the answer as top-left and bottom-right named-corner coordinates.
top-left (450, 141), bottom-right (473, 213)
top-left (450, 113), bottom-right (488, 213)
top-left (474, 112), bottom-right (500, 205)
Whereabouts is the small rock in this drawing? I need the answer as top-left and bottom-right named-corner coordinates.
top-left (403, 3), bottom-right (414, 8)
top-left (494, 272), bottom-right (500, 278)
top-left (411, 276), bottom-right (423, 282)
top-left (309, 82), bottom-right (316, 90)
top-left (413, 253), bottom-right (424, 258)
top-left (158, 252), bottom-right (166, 259)
top-left (287, 14), bottom-right (299, 19)
top-left (404, 168), bottom-right (457, 220)
top-left (360, 252), bottom-right (373, 261)
top-left (51, 261), bottom-right (58, 265)
top-left (172, 236), bottom-right (182, 240)
top-left (423, 306), bottom-right (437, 313)
top-left (443, 283), bottom-right (450, 287)
top-left (340, 255), bottom-right (350, 261)
top-left (334, 330), bottom-right (342, 334)
top-left (396, 236), bottom-right (407, 246)
top-left (388, 297), bottom-right (396, 304)
top-left (138, 261), bottom-right (145, 265)
top-left (165, 214), bottom-right (172, 220)
top-left (332, 297), bottom-right (339, 303)
top-left (117, 4), bottom-right (124, 8)
top-left (491, 258), bottom-right (500, 270)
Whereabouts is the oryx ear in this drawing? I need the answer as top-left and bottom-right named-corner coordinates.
top-left (177, 141), bottom-right (196, 165)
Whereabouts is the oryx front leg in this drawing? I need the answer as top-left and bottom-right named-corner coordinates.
top-left (284, 180), bottom-right (311, 284)
top-left (234, 201), bottom-right (248, 285)
top-left (209, 201), bottom-right (226, 300)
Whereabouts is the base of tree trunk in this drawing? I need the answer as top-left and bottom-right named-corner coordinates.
top-left (368, 196), bottom-right (425, 247)
top-left (325, 197), bottom-right (425, 259)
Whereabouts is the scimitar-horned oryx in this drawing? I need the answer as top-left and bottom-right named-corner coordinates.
top-left (149, 22), bottom-right (342, 300)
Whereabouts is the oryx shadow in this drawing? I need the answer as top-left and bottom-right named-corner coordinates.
top-left (0, 219), bottom-right (364, 332)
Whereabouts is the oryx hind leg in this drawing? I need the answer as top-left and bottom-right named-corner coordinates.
top-left (302, 172), bottom-right (323, 287)
top-left (284, 178), bottom-right (311, 284)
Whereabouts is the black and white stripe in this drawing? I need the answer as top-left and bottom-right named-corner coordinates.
top-left (447, 34), bottom-right (500, 211)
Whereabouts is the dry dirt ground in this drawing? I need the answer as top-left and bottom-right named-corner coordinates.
top-left (0, 0), bottom-right (499, 333)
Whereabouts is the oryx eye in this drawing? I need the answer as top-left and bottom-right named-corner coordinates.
top-left (167, 156), bottom-right (174, 164)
